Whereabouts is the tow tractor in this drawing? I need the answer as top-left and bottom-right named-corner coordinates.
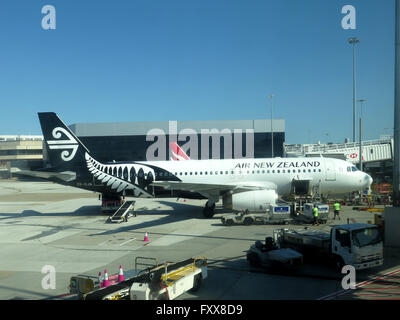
top-left (272, 223), bottom-right (383, 271)
top-left (70, 256), bottom-right (207, 300)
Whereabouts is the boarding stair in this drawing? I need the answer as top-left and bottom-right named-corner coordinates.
top-left (108, 200), bottom-right (135, 223)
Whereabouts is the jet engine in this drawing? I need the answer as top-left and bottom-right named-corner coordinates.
top-left (223, 190), bottom-right (278, 212)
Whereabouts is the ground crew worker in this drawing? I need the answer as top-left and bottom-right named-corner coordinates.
top-left (333, 201), bottom-right (341, 220)
top-left (313, 205), bottom-right (319, 226)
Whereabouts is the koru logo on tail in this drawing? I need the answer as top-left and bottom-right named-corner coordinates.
top-left (47, 127), bottom-right (78, 161)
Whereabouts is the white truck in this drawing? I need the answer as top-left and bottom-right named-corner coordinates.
top-left (273, 223), bottom-right (383, 271)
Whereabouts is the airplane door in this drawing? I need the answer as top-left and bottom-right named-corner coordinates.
top-left (325, 160), bottom-right (336, 181)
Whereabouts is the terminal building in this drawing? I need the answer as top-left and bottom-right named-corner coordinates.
top-left (0, 136), bottom-right (43, 179)
top-left (68, 119), bottom-right (286, 162)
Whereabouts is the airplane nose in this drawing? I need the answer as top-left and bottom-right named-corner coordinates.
top-left (363, 174), bottom-right (373, 187)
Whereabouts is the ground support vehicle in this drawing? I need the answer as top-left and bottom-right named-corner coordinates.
top-left (108, 200), bottom-right (135, 223)
top-left (273, 223), bottom-right (383, 271)
top-left (246, 237), bottom-right (303, 272)
top-left (293, 203), bottom-right (329, 224)
top-left (72, 256), bottom-right (207, 300)
top-left (221, 202), bottom-right (292, 225)
top-left (221, 202), bottom-right (329, 225)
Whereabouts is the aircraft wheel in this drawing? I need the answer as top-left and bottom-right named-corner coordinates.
top-left (189, 274), bottom-right (202, 292)
top-left (243, 217), bottom-right (253, 225)
top-left (203, 202), bottom-right (215, 218)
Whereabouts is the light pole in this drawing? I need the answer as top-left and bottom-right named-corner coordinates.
top-left (357, 99), bottom-right (367, 171)
top-left (349, 37), bottom-right (360, 143)
top-left (268, 94), bottom-right (275, 158)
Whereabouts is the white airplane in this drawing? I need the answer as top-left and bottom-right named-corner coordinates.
top-left (33, 112), bottom-right (373, 218)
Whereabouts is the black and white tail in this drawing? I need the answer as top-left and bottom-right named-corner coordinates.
top-left (38, 112), bottom-right (90, 168)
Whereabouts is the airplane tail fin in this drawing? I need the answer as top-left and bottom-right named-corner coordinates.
top-left (170, 142), bottom-right (190, 160)
top-left (38, 112), bottom-right (90, 168)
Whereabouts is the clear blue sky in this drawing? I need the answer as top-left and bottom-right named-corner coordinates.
top-left (0, 0), bottom-right (395, 144)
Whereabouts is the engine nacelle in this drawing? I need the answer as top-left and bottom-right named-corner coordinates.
top-left (227, 190), bottom-right (278, 212)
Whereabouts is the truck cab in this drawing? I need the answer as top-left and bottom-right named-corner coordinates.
top-left (331, 223), bottom-right (383, 270)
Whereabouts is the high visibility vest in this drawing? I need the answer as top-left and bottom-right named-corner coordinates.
top-left (313, 207), bottom-right (318, 217)
top-left (334, 203), bottom-right (341, 211)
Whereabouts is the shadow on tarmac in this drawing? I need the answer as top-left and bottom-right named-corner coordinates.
top-left (0, 205), bottom-right (102, 221)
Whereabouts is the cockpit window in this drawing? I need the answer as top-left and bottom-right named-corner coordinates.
top-left (347, 167), bottom-right (351, 172)
top-left (351, 166), bottom-right (358, 172)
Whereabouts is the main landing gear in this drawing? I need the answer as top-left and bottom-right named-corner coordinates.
top-left (202, 201), bottom-right (215, 218)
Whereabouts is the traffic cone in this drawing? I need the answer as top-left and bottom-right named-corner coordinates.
top-left (98, 272), bottom-right (104, 288)
top-left (103, 269), bottom-right (110, 287)
top-left (118, 265), bottom-right (125, 282)
top-left (144, 231), bottom-right (149, 242)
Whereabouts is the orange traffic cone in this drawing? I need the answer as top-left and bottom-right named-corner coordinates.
top-left (144, 231), bottom-right (149, 242)
top-left (98, 272), bottom-right (104, 288)
top-left (118, 265), bottom-right (125, 282)
top-left (103, 269), bottom-right (110, 287)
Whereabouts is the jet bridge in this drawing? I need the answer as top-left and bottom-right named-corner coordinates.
top-left (284, 138), bottom-right (393, 164)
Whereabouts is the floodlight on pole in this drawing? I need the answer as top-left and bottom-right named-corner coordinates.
top-left (268, 94), bottom-right (275, 158)
top-left (357, 98), bottom-right (367, 172)
top-left (348, 37), bottom-right (360, 143)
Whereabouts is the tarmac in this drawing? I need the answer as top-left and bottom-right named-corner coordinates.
top-left (0, 179), bottom-right (399, 300)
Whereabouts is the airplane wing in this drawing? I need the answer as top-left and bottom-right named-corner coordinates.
top-left (11, 168), bottom-right (76, 182)
top-left (151, 180), bottom-right (277, 198)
